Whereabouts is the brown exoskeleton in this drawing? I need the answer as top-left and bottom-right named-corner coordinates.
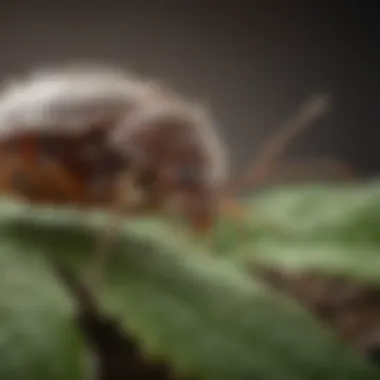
top-left (0, 64), bottom-right (229, 282)
top-left (0, 64), bottom-right (229, 229)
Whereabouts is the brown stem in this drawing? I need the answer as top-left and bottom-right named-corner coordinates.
top-left (56, 263), bottom-right (181, 380)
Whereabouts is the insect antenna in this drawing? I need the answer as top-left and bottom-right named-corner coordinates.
top-left (225, 93), bottom-right (332, 196)
top-left (219, 93), bottom-right (334, 224)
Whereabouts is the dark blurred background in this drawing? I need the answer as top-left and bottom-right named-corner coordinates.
top-left (0, 1), bottom-right (379, 176)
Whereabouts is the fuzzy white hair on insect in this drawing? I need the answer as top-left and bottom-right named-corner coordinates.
top-left (0, 64), bottom-right (159, 138)
top-left (187, 103), bottom-right (229, 187)
top-left (0, 63), bottom-right (229, 186)
top-left (110, 98), bottom-right (229, 187)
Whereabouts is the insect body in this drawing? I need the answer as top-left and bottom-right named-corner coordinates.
top-left (0, 64), bottom-right (229, 233)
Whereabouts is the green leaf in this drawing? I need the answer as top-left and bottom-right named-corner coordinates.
top-left (0, 199), bottom-right (378, 380)
top-left (0, 224), bottom-right (91, 380)
top-left (220, 180), bottom-right (380, 283)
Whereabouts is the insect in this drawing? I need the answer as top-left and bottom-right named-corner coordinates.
top-left (0, 64), bottom-right (229, 235)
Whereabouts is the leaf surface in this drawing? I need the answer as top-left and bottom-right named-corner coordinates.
top-left (0, 209), bottom-right (91, 380)
top-left (0, 199), bottom-right (377, 380)
top-left (217, 181), bottom-right (380, 283)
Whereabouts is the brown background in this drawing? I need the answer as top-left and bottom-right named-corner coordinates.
top-left (0, 1), bottom-right (379, 176)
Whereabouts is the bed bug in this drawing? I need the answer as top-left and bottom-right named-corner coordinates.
top-left (0, 64), bottom-right (229, 235)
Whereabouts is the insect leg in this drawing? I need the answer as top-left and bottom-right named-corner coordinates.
top-left (84, 169), bottom-right (141, 287)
